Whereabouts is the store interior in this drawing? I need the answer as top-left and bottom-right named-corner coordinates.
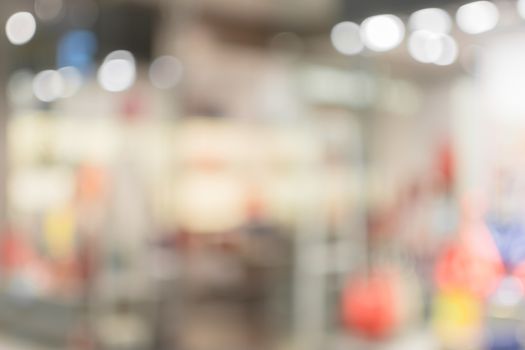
top-left (2, 0), bottom-right (525, 349)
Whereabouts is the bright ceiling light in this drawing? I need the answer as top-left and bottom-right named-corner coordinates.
top-left (409, 8), bottom-right (452, 34)
top-left (361, 14), bottom-right (405, 52)
top-left (5, 12), bottom-right (37, 45)
top-left (408, 31), bottom-right (458, 66)
top-left (434, 35), bottom-right (458, 66)
top-left (149, 56), bottom-right (184, 89)
top-left (34, 0), bottom-right (64, 22)
top-left (456, 1), bottom-right (499, 34)
top-left (331, 21), bottom-right (363, 55)
top-left (409, 31), bottom-right (444, 64)
top-left (33, 70), bottom-right (64, 102)
top-left (97, 50), bottom-right (136, 92)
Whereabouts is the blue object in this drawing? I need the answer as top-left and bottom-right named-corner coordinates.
top-left (487, 218), bottom-right (525, 270)
top-left (57, 30), bottom-right (97, 75)
top-left (486, 330), bottom-right (522, 350)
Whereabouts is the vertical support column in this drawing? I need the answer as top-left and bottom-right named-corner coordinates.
top-left (293, 124), bottom-right (328, 350)
top-left (334, 115), bottom-right (367, 287)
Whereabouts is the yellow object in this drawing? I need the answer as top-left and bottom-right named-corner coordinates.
top-left (44, 207), bottom-right (76, 260)
top-left (432, 289), bottom-right (482, 348)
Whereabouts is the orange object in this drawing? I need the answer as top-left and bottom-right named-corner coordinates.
top-left (76, 164), bottom-right (107, 204)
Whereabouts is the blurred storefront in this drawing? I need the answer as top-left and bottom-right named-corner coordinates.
top-left (2, 0), bottom-right (525, 350)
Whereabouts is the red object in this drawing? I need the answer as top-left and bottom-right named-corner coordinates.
top-left (436, 141), bottom-right (455, 189)
top-left (342, 270), bottom-right (400, 339)
top-left (435, 196), bottom-right (504, 297)
top-left (120, 91), bottom-right (146, 122)
top-left (435, 243), bottom-right (503, 297)
top-left (0, 230), bottom-right (34, 272)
